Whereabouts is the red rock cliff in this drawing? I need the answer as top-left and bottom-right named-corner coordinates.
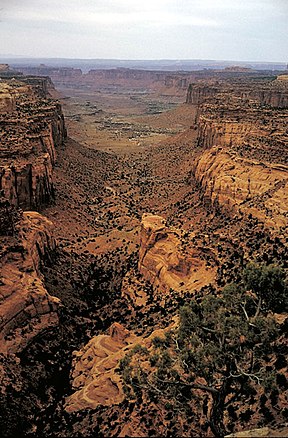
top-left (0, 78), bottom-right (66, 210)
top-left (187, 76), bottom-right (288, 230)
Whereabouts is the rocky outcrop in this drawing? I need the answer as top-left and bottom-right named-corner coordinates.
top-left (250, 76), bottom-right (288, 108)
top-left (196, 117), bottom-right (262, 150)
top-left (186, 74), bottom-right (288, 230)
top-left (0, 77), bottom-right (64, 353)
top-left (0, 211), bottom-right (60, 354)
top-left (193, 146), bottom-right (288, 229)
top-left (252, 89), bottom-right (288, 108)
top-left (65, 323), bottom-right (139, 412)
top-left (0, 79), bottom-right (66, 210)
top-left (138, 214), bottom-right (216, 293)
top-left (0, 82), bottom-right (17, 113)
top-left (16, 65), bottom-right (83, 87)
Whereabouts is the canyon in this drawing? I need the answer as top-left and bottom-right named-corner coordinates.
top-left (0, 65), bottom-right (287, 437)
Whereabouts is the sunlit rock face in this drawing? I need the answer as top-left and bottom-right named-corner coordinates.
top-left (193, 146), bottom-right (288, 230)
top-left (65, 321), bottom-right (172, 414)
top-left (65, 322), bottom-right (139, 412)
top-left (0, 76), bottom-right (65, 355)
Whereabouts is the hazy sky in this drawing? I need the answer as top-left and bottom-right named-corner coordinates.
top-left (0, 0), bottom-right (287, 61)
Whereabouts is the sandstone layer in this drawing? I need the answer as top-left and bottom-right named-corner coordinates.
top-left (186, 75), bottom-right (288, 108)
top-left (65, 322), bottom-right (139, 412)
top-left (193, 146), bottom-right (288, 230)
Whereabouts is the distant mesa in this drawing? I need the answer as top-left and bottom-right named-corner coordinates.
top-left (224, 65), bottom-right (253, 72)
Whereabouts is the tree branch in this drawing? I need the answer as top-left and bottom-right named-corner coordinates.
top-left (155, 376), bottom-right (219, 396)
top-left (231, 361), bottom-right (263, 385)
top-left (241, 304), bottom-right (249, 322)
top-left (249, 351), bottom-right (254, 373)
top-left (254, 296), bottom-right (262, 318)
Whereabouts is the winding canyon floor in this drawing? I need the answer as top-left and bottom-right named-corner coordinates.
top-left (44, 87), bottom-right (197, 245)
top-left (44, 84), bottom-right (286, 292)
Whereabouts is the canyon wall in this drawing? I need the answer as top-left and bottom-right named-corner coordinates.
top-left (0, 78), bottom-right (66, 210)
top-left (186, 83), bottom-right (220, 105)
top-left (186, 76), bottom-right (288, 229)
top-left (14, 65), bottom-right (288, 105)
top-left (15, 65), bottom-right (198, 95)
top-left (186, 76), bottom-right (288, 108)
top-left (249, 76), bottom-right (288, 108)
top-left (196, 117), bottom-right (262, 150)
top-left (0, 210), bottom-right (60, 354)
top-left (193, 146), bottom-right (288, 229)
top-left (0, 74), bottom-right (66, 354)
top-left (84, 69), bottom-right (191, 91)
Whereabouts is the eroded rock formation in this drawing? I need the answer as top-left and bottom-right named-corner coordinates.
top-left (66, 322), bottom-right (171, 413)
top-left (0, 74), bottom-right (64, 355)
top-left (0, 209), bottom-right (60, 354)
top-left (186, 75), bottom-right (288, 108)
top-left (65, 322), bottom-right (139, 412)
top-left (138, 213), bottom-right (216, 293)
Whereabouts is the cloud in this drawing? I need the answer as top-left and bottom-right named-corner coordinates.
top-left (3, 0), bottom-right (219, 27)
top-left (0, 0), bottom-right (287, 61)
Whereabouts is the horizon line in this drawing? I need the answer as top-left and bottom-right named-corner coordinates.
top-left (0, 55), bottom-right (287, 65)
